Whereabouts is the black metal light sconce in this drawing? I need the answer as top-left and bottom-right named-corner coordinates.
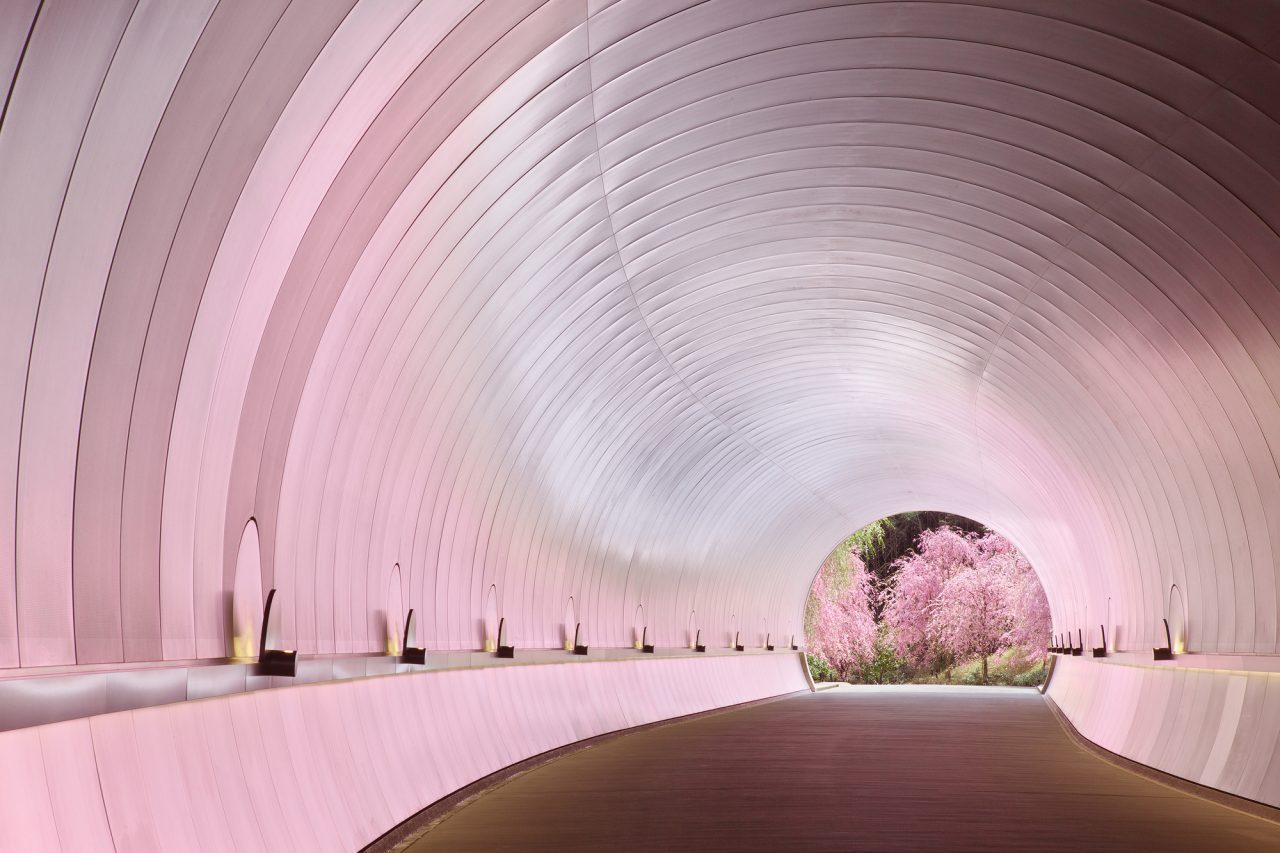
top-left (765, 633), bottom-right (775, 651)
top-left (572, 622), bottom-right (589, 655)
top-left (1092, 625), bottom-right (1107, 658)
top-left (790, 634), bottom-right (798, 651)
top-left (694, 629), bottom-right (706, 653)
top-left (1071, 628), bottom-right (1083, 656)
top-left (733, 631), bottom-right (745, 652)
top-left (1050, 634), bottom-right (1060, 654)
top-left (641, 626), bottom-right (655, 654)
top-left (257, 588), bottom-right (297, 677)
top-left (401, 608), bottom-right (427, 665)
top-left (495, 616), bottom-right (515, 658)
top-left (1153, 618), bottom-right (1174, 660)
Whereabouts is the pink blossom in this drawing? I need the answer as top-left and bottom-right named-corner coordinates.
top-left (881, 527), bottom-right (1050, 678)
top-left (805, 547), bottom-right (876, 678)
top-left (929, 565), bottom-right (1015, 665)
top-left (880, 526), bottom-right (976, 667)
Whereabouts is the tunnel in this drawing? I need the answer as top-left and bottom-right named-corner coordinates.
top-left (1, 0), bottom-right (1279, 849)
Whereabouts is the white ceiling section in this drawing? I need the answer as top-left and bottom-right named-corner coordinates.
top-left (2, 0), bottom-right (1279, 669)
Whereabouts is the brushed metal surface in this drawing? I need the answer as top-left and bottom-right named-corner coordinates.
top-left (1, 0), bottom-right (1280, 836)
top-left (0, 0), bottom-right (1276, 670)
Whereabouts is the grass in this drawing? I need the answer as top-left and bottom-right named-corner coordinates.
top-left (812, 646), bottom-right (1048, 688)
top-left (911, 647), bottom-right (1046, 687)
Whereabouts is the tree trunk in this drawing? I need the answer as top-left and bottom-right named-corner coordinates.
top-left (981, 655), bottom-right (988, 684)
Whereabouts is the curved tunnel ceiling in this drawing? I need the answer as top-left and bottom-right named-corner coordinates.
top-left (3, 0), bottom-right (1280, 669)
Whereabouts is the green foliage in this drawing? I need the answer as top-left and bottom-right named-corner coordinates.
top-left (852, 628), bottom-right (908, 684)
top-left (908, 646), bottom-right (1045, 687)
top-left (804, 522), bottom-right (882, 638)
top-left (858, 511), bottom-right (987, 588)
top-left (822, 537), bottom-right (859, 594)
top-left (807, 640), bottom-right (1043, 687)
top-left (806, 627), bottom-right (908, 685)
top-left (846, 519), bottom-right (889, 568)
top-left (805, 653), bottom-right (839, 683)
top-left (1009, 661), bottom-right (1048, 687)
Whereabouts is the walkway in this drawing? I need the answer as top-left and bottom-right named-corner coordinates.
top-left (399, 686), bottom-right (1280, 852)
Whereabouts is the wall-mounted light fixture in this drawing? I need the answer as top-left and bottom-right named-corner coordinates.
top-left (694, 629), bottom-right (706, 653)
top-left (765, 632), bottom-right (775, 651)
top-left (1071, 628), bottom-right (1083, 656)
top-left (401, 608), bottom-right (427, 665)
top-left (641, 626), bottom-right (655, 654)
top-left (789, 634), bottom-right (798, 651)
top-left (1167, 585), bottom-right (1187, 654)
top-left (1153, 618), bottom-right (1174, 660)
top-left (563, 598), bottom-right (576, 652)
top-left (572, 622), bottom-right (589, 655)
top-left (733, 631), bottom-right (745, 652)
top-left (495, 616), bottom-right (515, 658)
top-left (1091, 625), bottom-right (1107, 658)
top-left (256, 588), bottom-right (297, 677)
top-left (483, 585), bottom-right (498, 652)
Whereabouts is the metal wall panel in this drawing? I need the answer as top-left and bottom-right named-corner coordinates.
top-left (1, 0), bottom-right (1280, 837)
top-left (0, 655), bottom-right (807, 853)
top-left (1049, 656), bottom-right (1280, 808)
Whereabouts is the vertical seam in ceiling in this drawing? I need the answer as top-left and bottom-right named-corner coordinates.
top-left (17, 0), bottom-right (141, 667)
top-left (79, 0), bottom-right (222, 668)
top-left (582, 2), bottom-right (854, 532)
top-left (972, 36), bottom-right (1268, 388)
top-left (970, 53), bottom-right (1262, 600)
top-left (973, 39), bottom-right (1280, 388)
top-left (0, 0), bottom-right (42, 137)
top-left (0, 0), bottom-right (42, 669)
top-left (126, 0), bottom-right (294, 663)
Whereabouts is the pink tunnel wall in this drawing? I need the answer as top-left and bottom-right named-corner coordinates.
top-left (0, 655), bottom-right (807, 852)
top-left (2, 0), bottom-right (1280, 841)
top-left (1047, 656), bottom-right (1280, 806)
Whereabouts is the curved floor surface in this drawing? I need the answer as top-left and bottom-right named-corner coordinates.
top-left (403, 686), bottom-right (1280, 852)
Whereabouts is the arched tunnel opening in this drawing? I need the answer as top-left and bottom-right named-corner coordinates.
top-left (1, 1), bottom-right (1279, 850)
top-left (802, 512), bottom-right (1053, 687)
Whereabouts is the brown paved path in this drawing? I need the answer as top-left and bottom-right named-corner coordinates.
top-left (404, 685), bottom-right (1280, 852)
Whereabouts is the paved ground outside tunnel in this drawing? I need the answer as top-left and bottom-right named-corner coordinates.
top-left (401, 685), bottom-right (1280, 852)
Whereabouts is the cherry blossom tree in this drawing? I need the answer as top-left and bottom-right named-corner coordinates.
top-left (808, 521), bottom-right (1050, 684)
top-left (880, 526), bottom-right (977, 668)
top-left (881, 526), bottom-right (1050, 681)
top-left (981, 533), bottom-right (1051, 662)
top-left (804, 539), bottom-right (877, 680)
top-left (929, 564), bottom-right (1016, 683)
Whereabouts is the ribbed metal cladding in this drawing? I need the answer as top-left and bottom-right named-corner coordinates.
top-left (1, 0), bottom-right (1279, 668)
